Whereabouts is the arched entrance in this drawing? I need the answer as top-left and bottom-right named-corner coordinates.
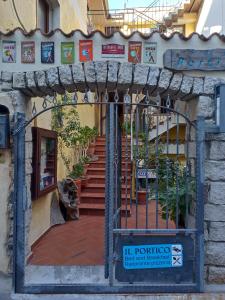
top-left (12, 63), bottom-right (205, 293)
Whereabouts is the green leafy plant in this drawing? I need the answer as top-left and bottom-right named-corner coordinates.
top-left (157, 160), bottom-right (195, 227)
top-left (130, 125), bottom-right (194, 227)
top-left (51, 94), bottom-right (98, 174)
top-left (68, 161), bottom-right (85, 180)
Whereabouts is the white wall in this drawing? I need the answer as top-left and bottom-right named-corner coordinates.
top-left (196, 0), bottom-right (225, 36)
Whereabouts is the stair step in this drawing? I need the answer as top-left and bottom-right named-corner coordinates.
top-left (87, 175), bottom-right (131, 184)
top-left (93, 153), bottom-right (132, 158)
top-left (87, 168), bottom-right (132, 175)
top-left (95, 145), bottom-right (131, 150)
top-left (80, 192), bottom-right (131, 198)
top-left (88, 161), bottom-right (131, 169)
top-left (84, 183), bottom-right (131, 189)
top-left (79, 203), bottom-right (131, 216)
top-left (96, 136), bottom-right (131, 141)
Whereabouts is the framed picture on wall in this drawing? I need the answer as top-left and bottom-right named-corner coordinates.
top-left (79, 40), bottom-right (93, 62)
top-left (32, 127), bottom-right (58, 200)
top-left (61, 42), bottom-right (75, 64)
top-left (143, 42), bottom-right (157, 64)
top-left (2, 41), bottom-right (16, 63)
top-left (41, 42), bottom-right (55, 64)
top-left (128, 41), bottom-right (142, 63)
top-left (21, 41), bottom-right (35, 63)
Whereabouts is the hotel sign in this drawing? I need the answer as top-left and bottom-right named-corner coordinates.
top-left (163, 49), bottom-right (225, 71)
top-left (101, 43), bottom-right (125, 58)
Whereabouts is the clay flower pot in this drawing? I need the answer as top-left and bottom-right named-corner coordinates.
top-left (74, 179), bottom-right (82, 200)
top-left (81, 177), bottom-right (89, 188)
top-left (87, 143), bottom-right (95, 156)
top-left (138, 190), bottom-right (147, 205)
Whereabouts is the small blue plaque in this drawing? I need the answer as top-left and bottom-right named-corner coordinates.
top-left (123, 244), bottom-right (183, 269)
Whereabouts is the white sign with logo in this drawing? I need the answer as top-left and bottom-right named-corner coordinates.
top-left (137, 169), bottom-right (156, 179)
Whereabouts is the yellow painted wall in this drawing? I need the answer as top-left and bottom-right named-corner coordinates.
top-left (59, 0), bottom-right (87, 33)
top-left (29, 192), bottom-right (54, 245)
top-left (0, 0), bottom-right (87, 33)
top-left (185, 23), bottom-right (196, 36)
top-left (0, 0), bottom-right (36, 33)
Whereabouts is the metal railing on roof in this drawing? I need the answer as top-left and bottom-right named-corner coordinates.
top-left (87, 0), bottom-right (189, 35)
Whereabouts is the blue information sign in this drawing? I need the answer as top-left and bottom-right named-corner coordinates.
top-left (123, 244), bottom-right (183, 269)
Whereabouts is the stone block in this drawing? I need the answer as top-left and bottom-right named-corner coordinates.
top-left (46, 67), bottom-right (65, 94)
top-left (168, 73), bottom-right (183, 95)
top-left (13, 72), bottom-right (33, 97)
top-left (197, 96), bottom-right (215, 118)
top-left (107, 61), bottom-right (119, 91)
top-left (1, 71), bottom-right (13, 90)
top-left (94, 61), bottom-right (107, 92)
top-left (208, 266), bottom-right (225, 283)
top-left (205, 222), bottom-right (209, 241)
top-left (12, 72), bottom-right (24, 89)
top-left (58, 65), bottom-right (75, 93)
top-left (205, 160), bottom-right (225, 181)
top-left (25, 141), bottom-right (33, 160)
top-left (25, 125), bottom-right (33, 142)
top-left (205, 204), bottom-right (225, 221)
top-left (26, 71), bottom-right (43, 97)
top-left (189, 142), bottom-right (196, 159)
top-left (206, 242), bottom-right (225, 265)
top-left (192, 77), bottom-right (204, 95)
top-left (71, 63), bottom-right (86, 92)
top-left (117, 62), bottom-right (133, 91)
top-left (209, 222), bottom-right (225, 241)
top-left (210, 141), bottom-right (225, 160)
top-left (132, 63), bottom-right (150, 93)
top-left (25, 158), bottom-right (33, 175)
top-left (206, 133), bottom-right (225, 142)
top-left (178, 75), bottom-right (194, 99)
top-left (83, 61), bottom-right (96, 92)
top-left (146, 66), bottom-right (160, 94)
top-left (157, 68), bottom-right (173, 94)
top-left (204, 77), bottom-right (221, 95)
top-left (209, 182), bottom-right (225, 205)
top-left (35, 70), bottom-right (54, 95)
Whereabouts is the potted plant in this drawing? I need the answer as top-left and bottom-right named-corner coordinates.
top-left (68, 162), bottom-right (84, 200)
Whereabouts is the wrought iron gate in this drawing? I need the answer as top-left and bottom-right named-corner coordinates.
top-left (13, 95), bottom-right (205, 294)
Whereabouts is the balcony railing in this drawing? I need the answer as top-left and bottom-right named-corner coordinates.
top-left (87, 0), bottom-right (189, 36)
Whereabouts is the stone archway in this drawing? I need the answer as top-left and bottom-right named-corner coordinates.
top-left (1, 61), bottom-right (216, 124)
top-left (0, 62), bottom-right (217, 132)
top-left (1, 60), bottom-right (223, 288)
top-left (1, 62), bottom-right (216, 99)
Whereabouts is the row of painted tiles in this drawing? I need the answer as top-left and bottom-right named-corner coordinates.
top-left (1, 40), bottom-right (157, 64)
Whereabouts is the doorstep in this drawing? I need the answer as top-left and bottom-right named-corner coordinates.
top-left (9, 291), bottom-right (225, 300)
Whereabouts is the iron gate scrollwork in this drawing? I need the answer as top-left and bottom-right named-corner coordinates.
top-left (13, 90), bottom-right (205, 294)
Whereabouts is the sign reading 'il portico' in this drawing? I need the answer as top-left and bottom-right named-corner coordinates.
top-left (164, 49), bottom-right (225, 71)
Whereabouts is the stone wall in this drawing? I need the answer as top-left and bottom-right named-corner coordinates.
top-left (0, 91), bottom-right (31, 274)
top-left (2, 61), bottom-right (225, 287)
top-left (205, 133), bottom-right (225, 283)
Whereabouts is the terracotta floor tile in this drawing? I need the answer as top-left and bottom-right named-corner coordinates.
top-left (29, 202), bottom-right (175, 266)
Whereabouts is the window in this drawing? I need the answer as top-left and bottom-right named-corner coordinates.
top-left (32, 127), bottom-right (58, 199)
top-left (38, 0), bottom-right (50, 33)
top-left (38, 0), bottom-right (60, 33)
top-left (105, 26), bottom-right (121, 36)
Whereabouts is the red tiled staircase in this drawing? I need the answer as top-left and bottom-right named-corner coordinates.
top-left (79, 136), bottom-right (132, 216)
